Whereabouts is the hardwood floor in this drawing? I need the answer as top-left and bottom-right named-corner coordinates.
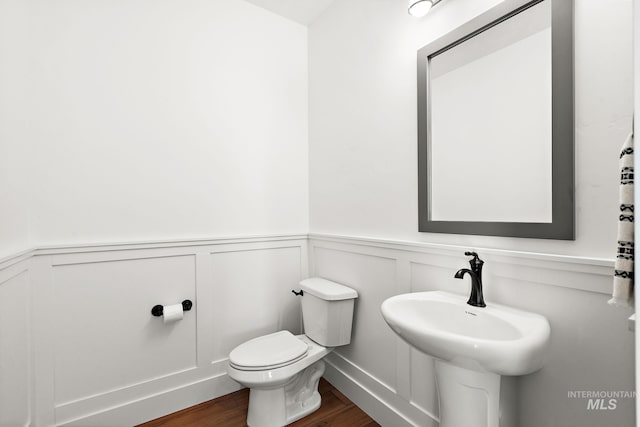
top-left (137, 379), bottom-right (380, 427)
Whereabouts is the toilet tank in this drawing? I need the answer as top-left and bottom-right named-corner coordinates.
top-left (299, 277), bottom-right (358, 347)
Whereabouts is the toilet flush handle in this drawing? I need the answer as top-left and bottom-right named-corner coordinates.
top-left (291, 289), bottom-right (304, 296)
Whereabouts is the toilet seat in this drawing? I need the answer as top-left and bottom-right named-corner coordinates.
top-left (229, 330), bottom-right (309, 371)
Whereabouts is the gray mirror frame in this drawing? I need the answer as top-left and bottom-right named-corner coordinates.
top-left (417, 0), bottom-right (574, 240)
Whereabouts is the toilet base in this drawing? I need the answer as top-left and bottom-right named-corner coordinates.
top-left (247, 360), bottom-right (325, 427)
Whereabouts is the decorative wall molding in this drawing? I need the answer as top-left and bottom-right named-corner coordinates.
top-left (59, 372), bottom-right (242, 427)
top-left (309, 233), bottom-right (613, 269)
top-left (0, 264), bottom-right (31, 427)
top-left (0, 232), bottom-right (614, 278)
top-left (308, 233), bottom-right (634, 427)
top-left (324, 352), bottom-right (438, 427)
top-left (0, 234), bottom-right (309, 272)
top-left (2, 233), bottom-right (308, 427)
top-left (35, 233), bottom-right (309, 256)
top-left (0, 232), bottom-right (626, 427)
top-left (0, 248), bottom-right (34, 273)
top-left (309, 233), bottom-right (615, 294)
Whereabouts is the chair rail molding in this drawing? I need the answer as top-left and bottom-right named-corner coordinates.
top-left (1, 232), bottom-right (628, 427)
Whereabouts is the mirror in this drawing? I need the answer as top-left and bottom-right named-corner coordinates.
top-left (417, 0), bottom-right (574, 239)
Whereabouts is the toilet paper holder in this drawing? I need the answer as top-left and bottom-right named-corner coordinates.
top-left (151, 300), bottom-right (193, 317)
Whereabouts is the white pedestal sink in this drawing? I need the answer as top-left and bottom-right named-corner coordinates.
top-left (381, 291), bottom-right (550, 427)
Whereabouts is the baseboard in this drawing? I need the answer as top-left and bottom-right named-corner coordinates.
top-left (58, 373), bottom-right (243, 427)
top-left (323, 353), bottom-right (438, 427)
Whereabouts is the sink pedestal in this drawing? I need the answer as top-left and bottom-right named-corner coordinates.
top-left (381, 291), bottom-right (549, 427)
top-left (435, 360), bottom-right (501, 427)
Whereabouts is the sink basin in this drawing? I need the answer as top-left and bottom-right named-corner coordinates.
top-left (381, 291), bottom-right (550, 376)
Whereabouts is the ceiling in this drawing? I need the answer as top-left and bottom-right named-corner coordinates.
top-left (243, 0), bottom-right (337, 26)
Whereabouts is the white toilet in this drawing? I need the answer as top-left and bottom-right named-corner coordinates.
top-left (227, 277), bottom-right (358, 427)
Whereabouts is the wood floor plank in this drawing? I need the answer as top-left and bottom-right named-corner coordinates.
top-left (137, 379), bottom-right (379, 427)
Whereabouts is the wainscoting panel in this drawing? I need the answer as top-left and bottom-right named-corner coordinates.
top-left (310, 234), bottom-right (635, 427)
top-left (313, 246), bottom-right (399, 392)
top-left (52, 255), bottom-right (197, 406)
top-left (22, 235), bottom-right (308, 426)
top-left (4, 233), bottom-right (634, 427)
top-left (0, 260), bottom-right (31, 427)
top-left (208, 246), bottom-right (304, 362)
top-left (409, 347), bottom-right (438, 419)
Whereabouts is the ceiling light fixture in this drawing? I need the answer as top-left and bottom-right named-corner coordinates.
top-left (408, 0), bottom-right (442, 17)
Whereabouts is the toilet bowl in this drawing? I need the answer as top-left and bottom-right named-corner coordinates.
top-left (226, 278), bottom-right (358, 427)
top-left (228, 332), bottom-right (331, 426)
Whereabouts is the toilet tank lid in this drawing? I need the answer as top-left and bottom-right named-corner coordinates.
top-left (300, 277), bottom-right (358, 301)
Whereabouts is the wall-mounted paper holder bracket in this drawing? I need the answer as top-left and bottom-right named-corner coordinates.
top-left (151, 300), bottom-right (193, 317)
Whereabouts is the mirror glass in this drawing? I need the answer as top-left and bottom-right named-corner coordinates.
top-left (430, 1), bottom-right (551, 222)
top-left (418, 0), bottom-right (574, 239)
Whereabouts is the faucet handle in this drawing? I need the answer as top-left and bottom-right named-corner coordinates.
top-left (464, 251), bottom-right (483, 269)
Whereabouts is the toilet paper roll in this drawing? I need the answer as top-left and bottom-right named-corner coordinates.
top-left (162, 303), bottom-right (184, 323)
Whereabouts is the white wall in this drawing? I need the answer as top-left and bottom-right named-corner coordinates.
top-left (24, 0), bottom-right (308, 247)
top-left (309, 1), bottom-right (634, 426)
top-left (0, 0), bottom-right (31, 259)
top-left (0, 1), bottom-right (311, 425)
top-left (0, 0), bottom-right (634, 425)
top-left (309, 0), bottom-right (633, 259)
